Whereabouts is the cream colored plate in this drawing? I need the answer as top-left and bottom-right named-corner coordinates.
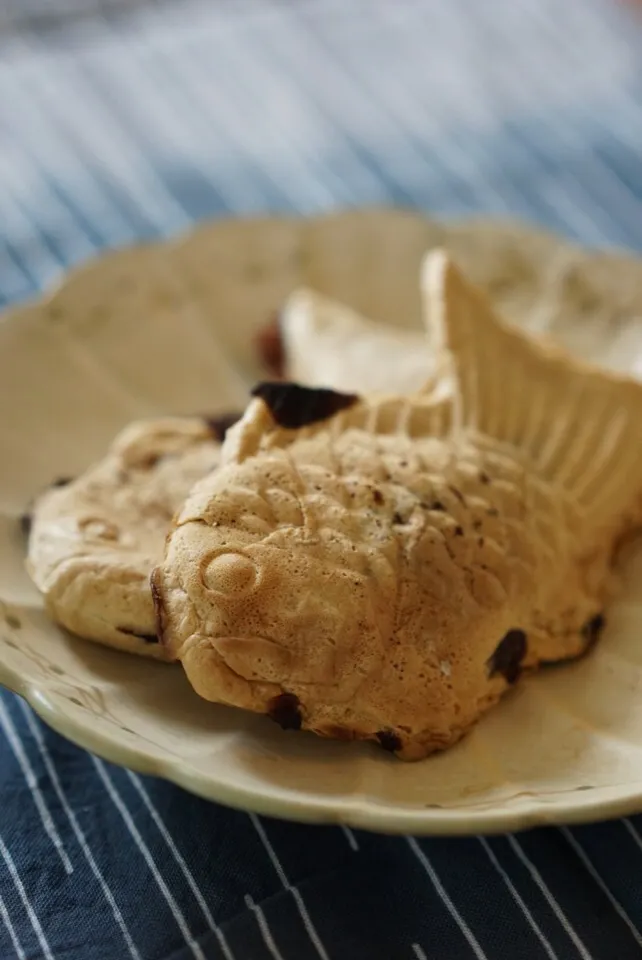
top-left (3, 208), bottom-right (642, 836)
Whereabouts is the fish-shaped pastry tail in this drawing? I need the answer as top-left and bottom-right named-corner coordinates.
top-left (424, 249), bottom-right (642, 542)
top-left (154, 251), bottom-right (642, 760)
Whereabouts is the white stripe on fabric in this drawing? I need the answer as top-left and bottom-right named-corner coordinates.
top-left (341, 827), bottom-right (359, 852)
top-left (93, 758), bottom-right (207, 960)
top-left (0, 170), bottom-right (64, 289)
top-left (258, 14), bottom-right (408, 205)
top-left (62, 49), bottom-right (197, 225)
top-left (507, 836), bottom-right (593, 960)
top-left (244, 894), bottom-right (287, 960)
top-left (297, 2), bottom-right (532, 216)
top-left (406, 837), bottom-right (488, 960)
top-left (478, 838), bottom-right (558, 960)
top-left (10, 40), bottom-right (189, 236)
top-left (567, 824), bottom-right (642, 950)
top-left (292, 9), bottom-right (487, 209)
top-left (0, 133), bottom-right (99, 265)
top-left (209, 19), bottom-right (350, 209)
top-left (249, 814), bottom-right (331, 960)
top-left (127, 772), bottom-right (236, 960)
top-left (0, 890), bottom-right (27, 960)
top-left (0, 239), bottom-right (33, 303)
top-left (18, 702), bottom-right (142, 960)
top-left (0, 831), bottom-right (55, 960)
top-left (160, 28), bottom-right (331, 211)
top-left (88, 28), bottom-right (251, 214)
top-left (0, 66), bottom-right (139, 248)
top-left (487, 9), bottom-right (642, 246)
top-left (0, 699), bottom-right (72, 875)
top-left (411, 945), bottom-right (428, 960)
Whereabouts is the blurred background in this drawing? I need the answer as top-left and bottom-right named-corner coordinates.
top-left (1, 0), bottom-right (642, 307)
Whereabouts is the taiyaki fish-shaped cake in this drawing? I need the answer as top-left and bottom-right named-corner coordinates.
top-left (153, 252), bottom-right (642, 758)
top-left (27, 414), bottom-right (239, 658)
top-left (258, 289), bottom-right (431, 394)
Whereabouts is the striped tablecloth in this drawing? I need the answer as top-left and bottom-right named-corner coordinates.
top-left (2, 2), bottom-right (642, 958)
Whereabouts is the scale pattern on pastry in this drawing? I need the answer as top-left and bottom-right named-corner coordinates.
top-left (27, 415), bottom-right (239, 658)
top-left (153, 252), bottom-right (642, 757)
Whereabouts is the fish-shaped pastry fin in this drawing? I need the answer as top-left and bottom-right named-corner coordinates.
top-left (155, 251), bottom-right (642, 761)
top-left (222, 373), bottom-right (455, 468)
top-left (423, 249), bottom-right (642, 539)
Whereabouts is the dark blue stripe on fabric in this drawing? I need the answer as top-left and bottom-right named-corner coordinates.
top-left (590, 139), bottom-right (642, 251)
top-left (111, 770), bottom-right (276, 920)
top-left (507, 828), bottom-right (642, 960)
top-left (565, 820), bottom-right (642, 949)
top-left (0, 692), bottom-right (136, 960)
top-left (407, 836), bottom-right (539, 960)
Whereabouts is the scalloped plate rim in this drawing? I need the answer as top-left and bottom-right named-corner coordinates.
top-left (4, 661), bottom-right (642, 836)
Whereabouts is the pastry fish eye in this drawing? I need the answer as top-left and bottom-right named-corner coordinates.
top-left (200, 550), bottom-right (261, 598)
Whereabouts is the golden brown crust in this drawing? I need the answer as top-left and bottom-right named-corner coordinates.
top-left (27, 417), bottom-right (229, 659)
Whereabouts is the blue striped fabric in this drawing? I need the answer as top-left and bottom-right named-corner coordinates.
top-left (2, 1), bottom-right (642, 957)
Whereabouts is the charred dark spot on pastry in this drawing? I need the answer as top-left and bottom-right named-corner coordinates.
top-left (479, 472), bottom-right (491, 485)
top-left (372, 489), bottom-right (384, 506)
top-left (582, 612), bottom-right (605, 651)
top-left (487, 507), bottom-right (499, 518)
top-left (376, 729), bottom-right (402, 753)
top-left (252, 382), bottom-right (359, 429)
top-left (473, 519), bottom-right (482, 531)
top-left (202, 412), bottom-right (241, 442)
top-left (487, 629), bottom-right (527, 684)
top-left (268, 692), bottom-right (302, 730)
top-left (478, 537), bottom-right (485, 548)
top-left (449, 486), bottom-right (466, 505)
top-left (255, 311), bottom-right (285, 377)
top-left (51, 476), bottom-right (73, 489)
top-left (20, 512), bottom-right (32, 537)
top-left (431, 501), bottom-right (446, 512)
top-left (454, 526), bottom-right (464, 536)
top-left (150, 568), bottom-right (168, 643)
top-left (392, 512), bottom-right (403, 525)
top-left (118, 626), bottom-right (159, 644)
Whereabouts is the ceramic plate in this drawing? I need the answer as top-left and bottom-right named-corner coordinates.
top-left (2, 208), bottom-right (642, 836)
